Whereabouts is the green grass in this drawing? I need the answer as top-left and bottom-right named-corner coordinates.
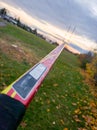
top-left (0, 22), bottom-right (97, 130)
top-left (0, 23), bottom-right (54, 58)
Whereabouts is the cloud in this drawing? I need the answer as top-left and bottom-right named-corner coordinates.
top-left (74, 0), bottom-right (97, 18)
top-left (75, 0), bottom-right (97, 41)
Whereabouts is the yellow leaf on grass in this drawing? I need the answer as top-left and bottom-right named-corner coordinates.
top-left (73, 115), bottom-right (81, 122)
top-left (63, 128), bottom-right (68, 130)
top-left (72, 102), bottom-right (77, 106)
top-left (90, 101), bottom-right (96, 107)
top-left (60, 119), bottom-right (64, 125)
top-left (53, 83), bottom-right (58, 87)
top-left (74, 109), bottom-right (80, 114)
top-left (47, 109), bottom-right (50, 112)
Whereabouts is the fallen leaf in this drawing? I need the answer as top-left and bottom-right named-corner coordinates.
top-left (84, 115), bottom-right (95, 125)
top-left (73, 115), bottom-right (81, 122)
top-left (74, 109), bottom-right (81, 114)
top-left (53, 83), bottom-right (58, 87)
top-left (91, 126), bottom-right (97, 130)
top-left (47, 109), bottom-right (50, 112)
top-left (72, 103), bottom-right (77, 106)
top-left (52, 121), bottom-right (56, 125)
top-left (90, 101), bottom-right (96, 107)
top-left (63, 128), bottom-right (68, 130)
top-left (78, 128), bottom-right (87, 130)
top-left (60, 119), bottom-right (65, 125)
top-left (20, 121), bottom-right (27, 128)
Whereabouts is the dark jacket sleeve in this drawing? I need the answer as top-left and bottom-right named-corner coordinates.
top-left (0, 94), bottom-right (26, 130)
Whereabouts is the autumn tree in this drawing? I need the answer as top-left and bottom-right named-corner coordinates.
top-left (79, 51), bottom-right (92, 69)
top-left (86, 51), bottom-right (97, 85)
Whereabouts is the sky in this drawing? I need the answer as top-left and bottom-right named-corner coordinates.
top-left (0, 0), bottom-right (97, 52)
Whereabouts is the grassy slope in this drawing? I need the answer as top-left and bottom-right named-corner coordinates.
top-left (0, 22), bottom-right (97, 130)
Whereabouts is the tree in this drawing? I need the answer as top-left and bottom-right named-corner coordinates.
top-left (86, 52), bottom-right (97, 85)
top-left (16, 17), bottom-right (21, 25)
top-left (79, 51), bottom-right (93, 69)
top-left (0, 8), bottom-right (7, 15)
top-left (33, 28), bottom-right (37, 35)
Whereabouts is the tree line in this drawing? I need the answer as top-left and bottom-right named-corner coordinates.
top-left (0, 8), bottom-right (41, 37)
top-left (0, 8), bottom-right (60, 45)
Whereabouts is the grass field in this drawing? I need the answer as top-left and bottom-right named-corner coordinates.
top-left (0, 21), bottom-right (97, 130)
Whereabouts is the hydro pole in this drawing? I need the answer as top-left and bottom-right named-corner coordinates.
top-left (0, 43), bottom-right (65, 130)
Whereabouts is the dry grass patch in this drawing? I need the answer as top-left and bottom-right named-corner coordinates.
top-left (0, 38), bottom-right (38, 65)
